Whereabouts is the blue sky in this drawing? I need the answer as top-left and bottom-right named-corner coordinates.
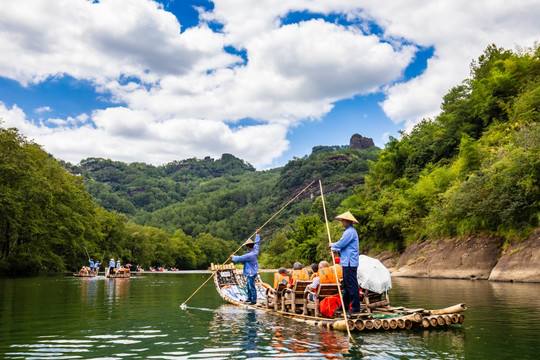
top-left (1, 0), bottom-right (538, 169)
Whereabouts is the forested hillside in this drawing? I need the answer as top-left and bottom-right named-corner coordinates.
top-left (263, 44), bottom-right (540, 268)
top-left (66, 145), bottom-right (378, 241)
top-left (1, 119), bottom-right (377, 274)
top-left (2, 44), bottom-right (538, 275)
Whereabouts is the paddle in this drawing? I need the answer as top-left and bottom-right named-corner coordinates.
top-left (319, 180), bottom-right (355, 342)
top-left (180, 179), bottom-right (316, 310)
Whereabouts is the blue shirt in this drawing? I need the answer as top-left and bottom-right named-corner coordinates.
top-left (232, 234), bottom-right (260, 276)
top-left (89, 260), bottom-right (94, 268)
top-left (331, 225), bottom-right (359, 267)
top-left (109, 260), bottom-right (115, 267)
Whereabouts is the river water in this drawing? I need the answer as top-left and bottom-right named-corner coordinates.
top-left (0, 273), bottom-right (538, 359)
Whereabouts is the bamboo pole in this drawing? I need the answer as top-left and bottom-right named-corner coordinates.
top-left (84, 247), bottom-right (91, 261)
top-left (318, 180), bottom-right (354, 341)
top-left (180, 179), bottom-right (316, 309)
top-left (424, 303), bottom-right (467, 315)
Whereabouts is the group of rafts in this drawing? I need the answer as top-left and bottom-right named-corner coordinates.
top-left (211, 262), bottom-right (466, 333)
top-left (73, 266), bottom-right (131, 278)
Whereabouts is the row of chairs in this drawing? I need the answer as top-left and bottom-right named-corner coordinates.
top-left (266, 280), bottom-right (389, 318)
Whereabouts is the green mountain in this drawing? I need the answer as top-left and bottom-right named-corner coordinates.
top-left (66, 143), bottom-right (379, 241)
top-left (2, 43), bottom-right (538, 275)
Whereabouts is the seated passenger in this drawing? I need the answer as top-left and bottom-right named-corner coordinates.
top-left (305, 261), bottom-right (337, 300)
top-left (273, 267), bottom-right (289, 289)
top-left (288, 262), bottom-right (310, 288)
top-left (310, 263), bottom-right (319, 280)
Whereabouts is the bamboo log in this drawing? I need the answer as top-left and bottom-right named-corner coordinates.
top-left (437, 316), bottom-right (445, 326)
top-left (355, 319), bottom-right (365, 331)
top-left (405, 319), bottom-right (413, 329)
top-left (373, 319), bottom-right (382, 329)
top-left (451, 314), bottom-right (459, 323)
top-left (330, 320), bottom-right (349, 331)
top-left (444, 315), bottom-right (452, 325)
top-left (397, 318), bottom-right (405, 329)
top-left (365, 320), bottom-right (374, 330)
top-left (382, 319), bottom-right (390, 330)
top-left (422, 318), bottom-right (430, 328)
top-left (424, 303), bottom-right (467, 315)
top-left (429, 317), bottom-right (438, 327)
top-left (389, 318), bottom-right (398, 329)
top-left (411, 313), bottom-right (422, 322)
top-left (458, 314), bottom-right (465, 324)
top-left (348, 320), bottom-right (355, 330)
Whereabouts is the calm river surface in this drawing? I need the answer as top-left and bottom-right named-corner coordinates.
top-left (1, 273), bottom-right (539, 359)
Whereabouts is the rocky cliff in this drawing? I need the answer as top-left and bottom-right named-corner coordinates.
top-left (373, 229), bottom-right (540, 283)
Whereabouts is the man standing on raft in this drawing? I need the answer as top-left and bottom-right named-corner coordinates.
top-left (330, 211), bottom-right (361, 315)
top-left (231, 229), bottom-right (261, 305)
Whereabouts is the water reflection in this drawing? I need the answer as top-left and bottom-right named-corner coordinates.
top-left (1, 275), bottom-right (539, 359)
top-left (79, 277), bottom-right (99, 303)
top-left (105, 277), bottom-right (130, 304)
top-left (207, 304), bottom-right (353, 359)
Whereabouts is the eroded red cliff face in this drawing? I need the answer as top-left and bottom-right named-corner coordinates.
top-left (371, 230), bottom-right (540, 283)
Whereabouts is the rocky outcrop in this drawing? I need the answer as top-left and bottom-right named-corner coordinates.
top-left (350, 134), bottom-right (374, 149)
top-left (488, 229), bottom-right (540, 282)
top-left (369, 230), bottom-right (540, 282)
top-left (390, 236), bottom-right (501, 280)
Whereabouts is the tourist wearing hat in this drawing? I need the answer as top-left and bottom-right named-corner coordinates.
top-left (231, 229), bottom-right (261, 305)
top-left (330, 211), bottom-right (361, 315)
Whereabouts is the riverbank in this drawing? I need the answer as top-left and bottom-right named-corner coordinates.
top-left (372, 228), bottom-right (540, 283)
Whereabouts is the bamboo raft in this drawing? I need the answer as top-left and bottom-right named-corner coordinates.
top-left (105, 268), bottom-right (131, 278)
top-left (211, 263), bottom-right (466, 332)
top-left (73, 267), bottom-right (98, 277)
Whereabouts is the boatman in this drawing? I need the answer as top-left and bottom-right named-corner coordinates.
top-left (88, 258), bottom-right (94, 274)
top-left (330, 211), bottom-right (361, 315)
top-left (108, 258), bottom-right (116, 275)
top-left (231, 229), bottom-right (261, 305)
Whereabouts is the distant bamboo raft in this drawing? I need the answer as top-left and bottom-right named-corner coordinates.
top-left (210, 263), bottom-right (467, 333)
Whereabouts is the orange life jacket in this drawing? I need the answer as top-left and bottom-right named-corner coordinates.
top-left (273, 273), bottom-right (290, 289)
top-left (289, 268), bottom-right (310, 286)
top-left (318, 267), bottom-right (337, 283)
top-left (333, 264), bottom-right (343, 279)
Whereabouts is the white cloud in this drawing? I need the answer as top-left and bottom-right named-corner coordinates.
top-left (1, 0), bottom-right (539, 168)
top-left (352, 0), bottom-right (540, 126)
top-left (34, 106), bottom-right (52, 113)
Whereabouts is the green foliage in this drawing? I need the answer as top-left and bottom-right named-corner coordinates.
top-left (344, 44), bottom-right (540, 251)
top-left (0, 127), bottom-right (99, 274)
top-left (287, 215), bottom-right (324, 264)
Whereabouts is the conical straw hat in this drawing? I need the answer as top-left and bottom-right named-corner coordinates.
top-left (334, 211), bottom-right (359, 224)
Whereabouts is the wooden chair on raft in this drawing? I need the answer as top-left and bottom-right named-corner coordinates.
top-left (361, 289), bottom-right (391, 312)
top-left (265, 283), bottom-right (288, 310)
top-left (303, 283), bottom-right (340, 318)
top-left (281, 280), bottom-right (311, 314)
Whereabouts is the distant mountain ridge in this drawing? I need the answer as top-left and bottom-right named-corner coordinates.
top-left (63, 135), bottom-right (379, 239)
